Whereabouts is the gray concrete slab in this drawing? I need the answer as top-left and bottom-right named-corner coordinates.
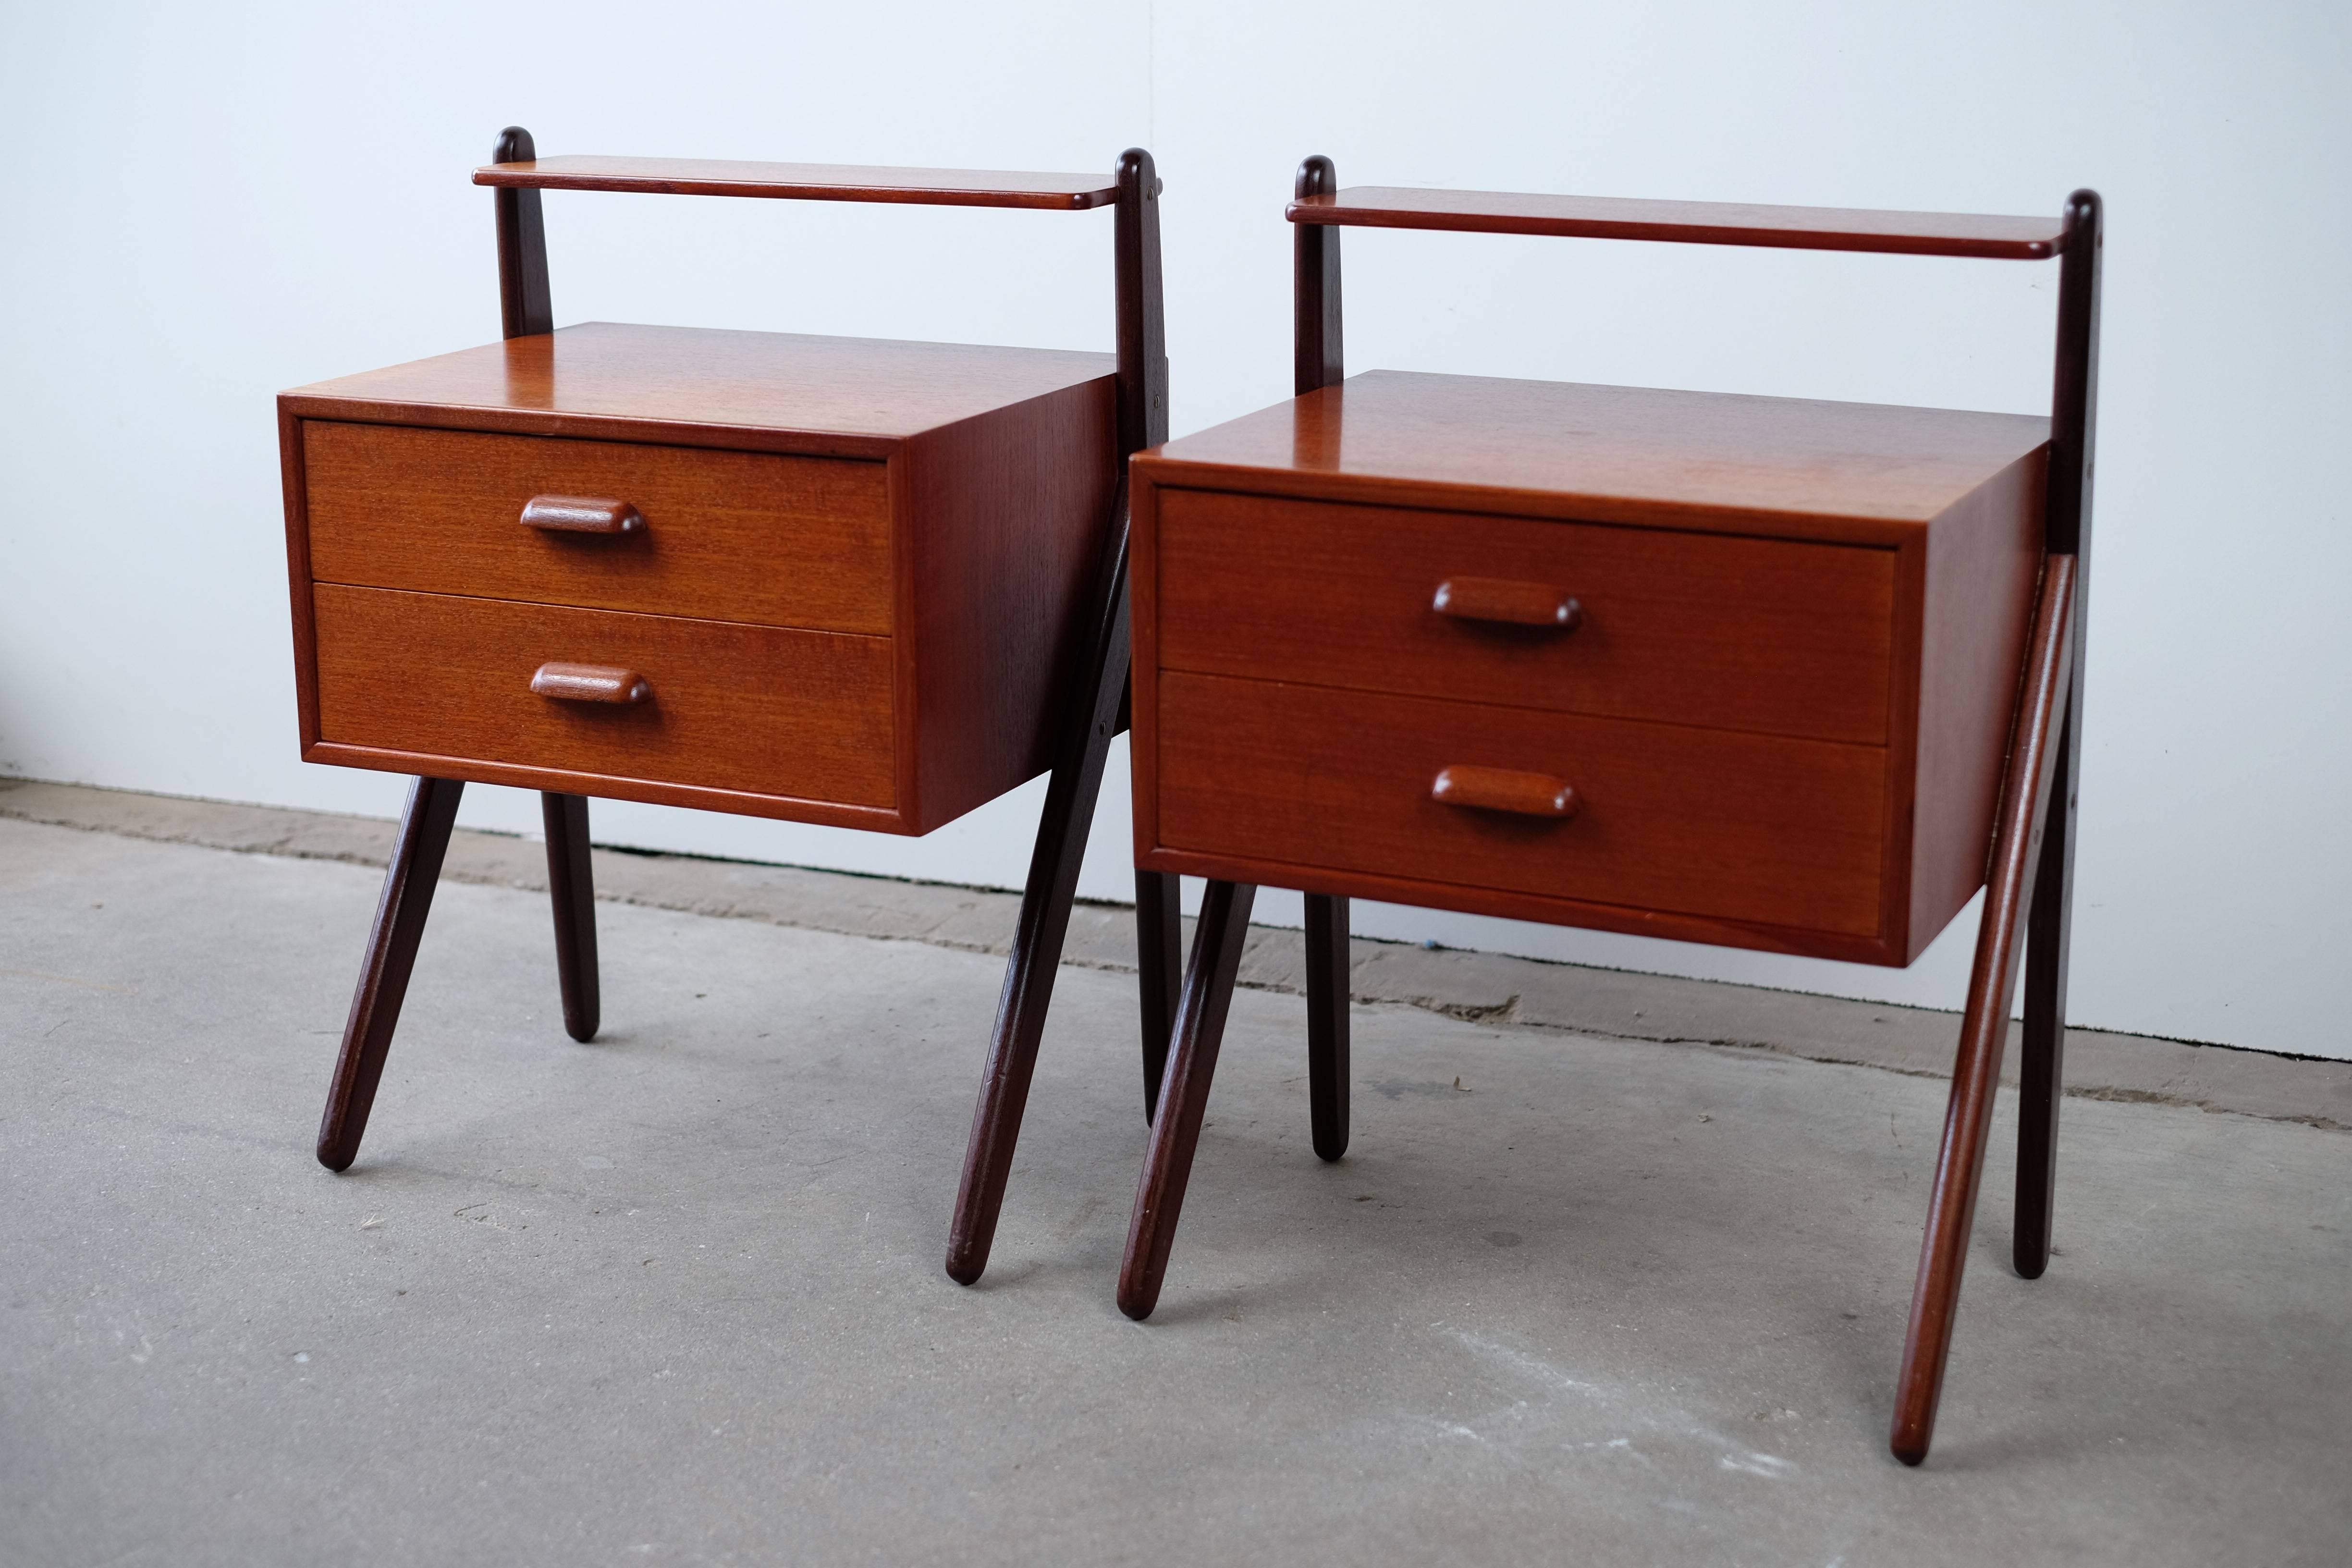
top-left (8, 778), bottom-right (2346, 1132)
top-left (2, 816), bottom-right (2348, 1566)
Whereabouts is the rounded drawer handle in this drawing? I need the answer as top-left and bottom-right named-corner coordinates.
top-left (520, 495), bottom-right (645, 535)
top-left (531, 662), bottom-right (651, 704)
top-left (1432, 576), bottom-right (1581, 630)
top-left (1431, 764), bottom-right (1580, 819)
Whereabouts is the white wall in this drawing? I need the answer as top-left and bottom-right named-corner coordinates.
top-left (3, 2), bottom-right (2347, 1058)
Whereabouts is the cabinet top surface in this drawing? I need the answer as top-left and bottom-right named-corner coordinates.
top-left (282, 322), bottom-right (1115, 442)
top-left (1141, 371), bottom-right (2050, 526)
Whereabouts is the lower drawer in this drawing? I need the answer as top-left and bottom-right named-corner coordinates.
top-left (1152, 671), bottom-right (1887, 938)
top-left (311, 585), bottom-right (895, 808)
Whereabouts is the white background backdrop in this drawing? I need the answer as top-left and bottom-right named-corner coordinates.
top-left (3, 2), bottom-right (2346, 1057)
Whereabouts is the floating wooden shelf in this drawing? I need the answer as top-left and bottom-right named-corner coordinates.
top-left (1288, 186), bottom-right (2065, 259)
top-left (476, 155), bottom-right (1120, 209)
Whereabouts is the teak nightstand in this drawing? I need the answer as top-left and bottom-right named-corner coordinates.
top-left (280, 132), bottom-right (1181, 1257)
top-left (1117, 160), bottom-right (2100, 1465)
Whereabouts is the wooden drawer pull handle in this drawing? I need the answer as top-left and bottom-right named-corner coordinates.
top-left (1432, 576), bottom-right (1581, 630)
top-left (520, 495), bottom-right (645, 535)
top-left (531, 662), bottom-right (651, 704)
top-left (1431, 764), bottom-right (1580, 819)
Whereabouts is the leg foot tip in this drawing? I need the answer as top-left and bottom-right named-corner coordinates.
top-left (943, 1248), bottom-right (985, 1287)
top-left (317, 1147), bottom-right (354, 1173)
top-left (1889, 1432), bottom-right (1929, 1467)
top-left (1115, 1280), bottom-right (1158, 1321)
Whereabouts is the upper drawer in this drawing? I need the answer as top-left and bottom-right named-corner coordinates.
top-left (1152, 488), bottom-right (1895, 745)
top-left (303, 422), bottom-right (892, 634)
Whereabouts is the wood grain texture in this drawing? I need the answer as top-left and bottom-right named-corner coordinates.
top-left (1288, 187), bottom-right (2065, 260)
top-left (282, 323), bottom-right (1116, 458)
top-left (303, 420), bottom-right (892, 633)
top-left (311, 585), bottom-right (894, 811)
top-left (900, 375), bottom-right (1119, 828)
top-left (1136, 370), bottom-right (2049, 540)
top-left (476, 155), bottom-right (1117, 209)
top-left (1152, 487), bottom-right (1897, 745)
top-left (1154, 672), bottom-right (1887, 940)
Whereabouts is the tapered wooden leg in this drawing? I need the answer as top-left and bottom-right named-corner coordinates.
top-left (2015, 704), bottom-right (2076, 1279)
top-left (1305, 892), bottom-right (1350, 1161)
top-left (1118, 880), bottom-right (1257, 1320)
top-left (316, 776), bottom-right (464, 1172)
top-left (1136, 869), bottom-right (1183, 1120)
top-left (946, 490), bottom-right (1138, 1286)
top-left (541, 792), bottom-right (600, 1043)
top-left (1890, 555), bottom-right (2076, 1466)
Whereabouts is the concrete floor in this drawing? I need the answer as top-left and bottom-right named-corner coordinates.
top-left (3, 814), bottom-right (2348, 1566)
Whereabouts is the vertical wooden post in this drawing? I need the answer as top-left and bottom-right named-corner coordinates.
top-left (2016, 191), bottom-right (2102, 1279)
top-left (1293, 154), bottom-right (1354, 1160)
top-left (947, 150), bottom-right (1167, 1283)
top-left (493, 125), bottom-right (553, 339)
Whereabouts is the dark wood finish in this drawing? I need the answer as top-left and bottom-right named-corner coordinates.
top-left (1432, 764), bottom-right (1579, 819)
top-left (530, 662), bottom-right (651, 704)
top-left (1289, 187), bottom-right (2066, 260)
top-left (946, 149), bottom-right (1166, 1286)
top-left (492, 127), bottom-right (552, 339)
top-left (2018, 191), bottom-right (2103, 1280)
top-left (305, 421), bottom-right (891, 633)
top-left (541, 792), bottom-right (600, 1042)
top-left (316, 775), bottom-right (464, 1170)
top-left (1136, 868), bottom-right (1182, 1119)
top-left (1117, 879), bottom-right (1258, 1320)
top-left (520, 495), bottom-right (645, 534)
top-left (1892, 552), bottom-right (2076, 1466)
top-left (1304, 892), bottom-right (1350, 1162)
top-left (313, 585), bottom-right (894, 808)
top-left (1158, 671), bottom-right (1887, 938)
top-left (1293, 157), bottom-right (1353, 1160)
top-left (1152, 486), bottom-right (1902, 746)
top-left (1138, 369), bottom-right (2048, 540)
top-left (476, 155), bottom-right (1120, 210)
top-left (1433, 576), bottom-right (1580, 630)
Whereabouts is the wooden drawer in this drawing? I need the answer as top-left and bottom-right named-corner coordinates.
top-left (304, 422), bottom-right (892, 633)
top-left (1154, 488), bottom-right (1895, 745)
top-left (1154, 671), bottom-right (1887, 939)
top-left (312, 584), bottom-right (894, 808)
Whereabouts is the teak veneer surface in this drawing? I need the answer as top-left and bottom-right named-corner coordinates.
top-left (282, 322), bottom-right (1117, 456)
top-left (1289, 188), bottom-right (2065, 260)
top-left (1154, 488), bottom-right (1896, 745)
top-left (475, 156), bottom-right (1118, 209)
top-left (304, 422), bottom-right (892, 634)
top-left (313, 585), bottom-right (894, 809)
top-left (1139, 370), bottom-right (2049, 538)
top-left (1156, 673), bottom-right (1887, 938)
top-left (1129, 371), bottom-right (2047, 965)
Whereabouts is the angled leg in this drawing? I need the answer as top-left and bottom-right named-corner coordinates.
top-left (317, 776), bottom-right (464, 1172)
top-left (2015, 704), bottom-right (2075, 1278)
top-left (1890, 555), bottom-right (2076, 1466)
top-left (1305, 892), bottom-right (1350, 1161)
top-left (1118, 880), bottom-right (1258, 1320)
top-left (1136, 869), bottom-right (1183, 1120)
top-left (945, 489), bottom-right (1137, 1285)
top-left (541, 792), bottom-right (600, 1042)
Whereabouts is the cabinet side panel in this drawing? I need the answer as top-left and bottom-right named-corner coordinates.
top-left (1130, 469), bottom-right (1165, 861)
top-left (280, 405), bottom-right (321, 753)
top-left (906, 376), bottom-right (1119, 831)
top-left (1907, 447), bottom-right (2048, 957)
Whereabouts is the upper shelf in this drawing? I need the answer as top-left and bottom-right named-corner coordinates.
top-left (1288, 187), bottom-right (2067, 260)
top-left (476, 156), bottom-right (1120, 210)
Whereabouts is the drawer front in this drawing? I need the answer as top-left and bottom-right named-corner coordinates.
top-left (1155, 671), bottom-right (1886, 938)
top-left (313, 585), bottom-right (894, 807)
top-left (1155, 489), bottom-right (1895, 745)
top-left (305, 422), bottom-right (892, 634)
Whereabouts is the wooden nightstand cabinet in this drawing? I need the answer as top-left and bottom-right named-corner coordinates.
top-left (1115, 162), bottom-right (2101, 1469)
top-left (284, 134), bottom-right (1183, 1274)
